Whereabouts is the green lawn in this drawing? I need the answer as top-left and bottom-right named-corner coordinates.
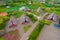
top-left (0, 37), bottom-right (5, 40)
top-left (24, 25), bottom-right (31, 32)
top-left (0, 2), bottom-right (37, 12)
top-left (0, 7), bottom-right (8, 12)
top-left (13, 11), bottom-right (23, 18)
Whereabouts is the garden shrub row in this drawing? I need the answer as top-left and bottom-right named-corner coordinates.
top-left (8, 11), bottom-right (23, 18)
top-left (44, 20), bottom-right (51, 25)
top-left (12, 11), bottom-right (23, 18)
top-left (0, 19), bottom-right (6, 30)
top-left (26, 13), bottom-right (37, 23)
top-left (43, 13), bottom-right (50, 19)
top-left (0, 22), bottom-right (6, 30)
top-left (0, 16), bottom-right (10, 30)
top-left (28, 20), bottom-right (45, 40)
top-left (24, 25), bottom-right (31, 32)
top-left (41, 20), bottom-right (51, 25)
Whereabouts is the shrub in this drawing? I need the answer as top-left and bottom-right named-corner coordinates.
top-left (2, 16), bottom-right (10, 22)
top-left (13, 11), bottom-right (23, 18)
top-left (43, 13), bottom-right (50, 19)
top-left (24, 25), bottom-right (31, 32)
top-left (44, 20), bottom-right (51, 25)
top-left (0, 19), bottom-right (6, 30)
top-left (28, 20), bottom-right (44, 40)
top-left (8, 3), bottom-right (16, 7)
top-left (0, 19), bottom-right (4, 24)
top-left (0, 16), bottom-right (9, 30)
top-left (41, 20), bottom-right (51, 25)
top-left (7, 12), bottom-right (12, 16)
top-left (0, 23), bottom-right (6, 30)
top-left (26, 13), bottom-right (37, 23)
top-left (7, 11), bottom-right (23, 18)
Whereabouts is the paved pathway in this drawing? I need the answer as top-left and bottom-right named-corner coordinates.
top-left (20, 13), bottom-right (48, 40)
top-left (37, 23), bottom-right (60, 40)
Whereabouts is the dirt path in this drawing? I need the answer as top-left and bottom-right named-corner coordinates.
top-left (37, 23), bottom-right (60, 40)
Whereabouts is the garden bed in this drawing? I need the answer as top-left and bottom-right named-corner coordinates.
top-left (24, 25), bottom-right (31, 32)
top-left (26, 13), bottom-right (37, 23)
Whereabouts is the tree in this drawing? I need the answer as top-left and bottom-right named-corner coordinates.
top-left (3, 0), bottom-right (14, 6)
top-left (0, 19), bottom-right (6, 30)
top-left (0, 16), bottom-right (10, 30)
top-left (2, 16), bottom-right (10, 22)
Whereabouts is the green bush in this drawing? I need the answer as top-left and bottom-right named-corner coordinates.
top-left (26, 13), bottom-right (37, 23)
top-left (8, 3), bottom-right (16, 7)
top-left (24, 25), bottom-right (31, 32)
top-left (0, 16), bottom-right (9, 30)
top-left (0, 7), bottom-right (8, 13)
top-left (0, 37), bottom-right (5, 40)
top-left (28, 20), bottom-right (44, 40)
top-left (13, 11), bottom-right (23, 18)
top-left (2, 16), bottom-right (10, 22)
top-left (44, 20), bottom-right (51, 25)
top-left (0, 19), bottom-right (6, 30)
top-left (0, 19), bottom-right (4, 24)
top-left (8, 11), bottom-right (23, 18)
top-left (41, 20), bottom-right (51, 25)
top-left (0, 23), bottom-right (6, 30)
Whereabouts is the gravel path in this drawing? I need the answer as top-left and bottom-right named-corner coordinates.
top-left (37, 23), bottom-right (60, 40)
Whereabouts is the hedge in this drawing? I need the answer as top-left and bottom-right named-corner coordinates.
top-left (24, 25), bottom-right (31, 32)
top-left (28, 20), bottom-right (45, 40)
top-left (44, 20), bottom-right (51, 25)
top-left (26, 13), bottom-right (37, 23)
top-left (13, 11), bottom-right (23, 18)
top-left (0, 16), bottom-right (10, 30)
top-left (0, 22), bottom-right (6, 30)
